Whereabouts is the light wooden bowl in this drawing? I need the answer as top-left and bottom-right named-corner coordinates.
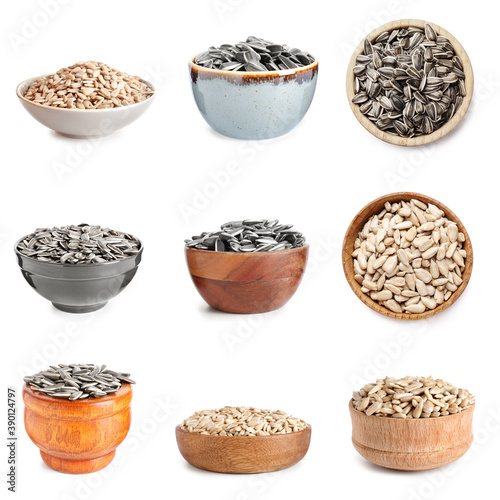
top-left (346, 19), bottom-right (474, 146)
top-left (185, 245), bottom-right (309, 314)
top-left (176, 425), bottom-right (311, 474)
top-left (349, 401), bottom-right (474, 471)
top-left (342, 192), bottom-right (473, 320)
top-left (23, 384), bottom-right (132, 474)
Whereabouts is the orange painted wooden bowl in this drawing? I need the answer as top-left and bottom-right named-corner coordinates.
top-left (176, 425), bottom-right (311, 473)
top-left (342, 192), bottom-right (473, 320)
top-left (185, 245), bottom-right (309, 314)
top-left (349, 401), bottom-right (474, 471)
top-left (23, 384), bottom-right (132, 474)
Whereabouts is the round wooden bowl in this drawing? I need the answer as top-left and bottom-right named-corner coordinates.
top-left (185, 245), bottom-right (309, 314)
top-left (342, 192), bottom-right (473, 320)
top-left (346, 19), bottom-right (474, 146)
top-left (23, 384), bottom-right (132, 474)
top-left (176, 425), bottom-right (311, 474)
top-left (349, 401), bottom-right (474, 471)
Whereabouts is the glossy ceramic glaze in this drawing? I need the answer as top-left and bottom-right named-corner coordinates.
top-left (16, 75), bottom-right (155, 138)
top-left (185, 245), bottom-right (308, 313)
top-left (15, 238), bottom-right (143, 313)
top-left (23, 384), bottom-right (132, 474)
top-left (176, 425), bottom-right (311, 474)
top-left (189, 59), bottom-right (318, 139)
top-left (349, 401), bottom-right (474, 471)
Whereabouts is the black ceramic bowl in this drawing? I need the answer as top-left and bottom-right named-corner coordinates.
top-left (14, 237), bottom-right (143, 313)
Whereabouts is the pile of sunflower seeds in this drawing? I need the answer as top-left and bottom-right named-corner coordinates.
top-left (24, 61), bottom-right (154, 109)
top-left (195, 36), bottom-right (315, 71)
top-left (181, 406), bottom-right (308, 436)
top-left (352, 24), bottom-right (466, 137)
top-left (17, 224), bottom-right (141, 264)
top-left (352, 376), bottom-right (474, 419)
top-left (24, 364), bottom-right (135, 401)
top-left (185, 219), bottom-right (305, 252)
top-left (352, 199), bottom-right (467, 314)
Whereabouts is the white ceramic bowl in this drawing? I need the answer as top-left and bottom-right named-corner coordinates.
top-left (16, 75), bottom-right (155, 138)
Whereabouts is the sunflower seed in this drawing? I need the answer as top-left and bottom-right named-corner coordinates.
top-left (195, 37), bottom-right (315, 72)
top-left (352, 23), bottom-right (466, 137)
top-left (24, 364), bottom-right (135, 400)
top-left (352, 376), bottom-right (474, 419)
top-left (352, 198), bottom-right (467, 314)
top-left (17, 225), bottom-right (141, 265)
top-left (185, 220), bottom-right (305, 253)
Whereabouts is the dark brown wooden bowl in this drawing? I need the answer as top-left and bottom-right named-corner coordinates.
top-left (342, 192), bottom-right (473, 320)
top-left (176, 425), bottom-right (311, 474)
top-left (185, 245), bottom-right (309, 314)
top-left (23, 384), bottom-right (132, 474)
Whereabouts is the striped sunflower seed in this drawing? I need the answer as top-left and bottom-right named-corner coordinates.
top-left (17, 224), bottom-right (141, 264)
top-left (185, 219), bottom-right (305, 252)
top-left (24, 364), bottom-right (135, 400)
top-left (352, 23), bottom-right (466, 137)
top-left (195, 37), bottom-right (315, 72)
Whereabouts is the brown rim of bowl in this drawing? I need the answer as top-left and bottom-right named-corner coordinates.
top-left (14, 235), bottom-right (143, 268)
top-left (16, 74), bottom-right (155, 112)
top-left (346, 19), bottom-right (474, 146)
top-left (349, 400), bottom-right (474, 421)
top-left (175, 424), bottom-right (311, 438)
top-left (342, 192), bottom-right (473, 320)
top-left (189, 55), bottom-right (318, 77)
top-left (184, 244), bottom-right (308, 257)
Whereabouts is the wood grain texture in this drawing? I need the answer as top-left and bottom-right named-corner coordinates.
top-left (342, 192), bottom-right (473, 320)
top-left (346, 19), bottom-right (474, 146)
top-left (176, 425), bottom-right (311, 474)
top-left (349, 402), bottom-right (474, 471)
top-left (23, 384), bottom-right (132, 474)
top-left (185, 245), bottom-right (308, 314)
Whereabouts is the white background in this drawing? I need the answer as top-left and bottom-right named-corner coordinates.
top-left (2, 0), bottom-right (499, 499)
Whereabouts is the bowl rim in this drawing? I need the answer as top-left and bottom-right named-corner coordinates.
top-left (189, 54), bottom-right (318, 78)
top-left (23, 382), bottom-right (132, 405)
top-left (349, 399), bottom-right (475, 422)
top-left (346, 18), bottom-right (474, 147)
top-left (175, 423), bottom-right (311, 439)
top-left (342, 191), bottom-right (473, 320)
top-left (16, 74), bottom-right (156, 112)
top-left (14, 233), bottom-right (143, 268)
top-left (184, 243), bottom-right (309, 257)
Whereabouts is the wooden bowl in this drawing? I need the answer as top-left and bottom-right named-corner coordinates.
top-left (342, 192), bottom-right (473, 320)
top-left (23, 384), bottom-right (132, 474)
top-left (185, 245), bottom-right (309, 314)
top-left (346, 19), bottom-right (474, 146)
top-left (175, 425), bottom-right (311, 474)
top-left (349, 401), bottom-right (474, 471)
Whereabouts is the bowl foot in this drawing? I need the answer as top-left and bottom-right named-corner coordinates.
top-left (57, 132), bottom-right (114, 139)
top-left (52, 302), bottom-right (107, 313)
top-left (40, 450), bottom-right (116, 474)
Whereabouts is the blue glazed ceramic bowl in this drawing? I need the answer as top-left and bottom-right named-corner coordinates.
top-left (15, 238), bottom-right (143, 313)
top-left (189, 57), bottom-right (318, 140)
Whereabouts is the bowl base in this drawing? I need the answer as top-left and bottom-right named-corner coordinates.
top-left (52, 302), bottom-right (107, 314)
top-left (40, 450), bottom-right (116, 474)
top-left (57, 132), bottom-right (113, 139)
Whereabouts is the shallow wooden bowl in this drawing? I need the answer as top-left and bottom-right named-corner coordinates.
top-left (342, 192), bottom-right (473, 320)
top-left (23, 384), bottom-right (132, 474)
top-left (185, 245), bottom-right (309, 314)
top-left (176, 425), bottom-right (311, 474)
top-left (349, 401), bottom-right (474, 471)
top-left (346, 19), bottom-right (474, 146)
